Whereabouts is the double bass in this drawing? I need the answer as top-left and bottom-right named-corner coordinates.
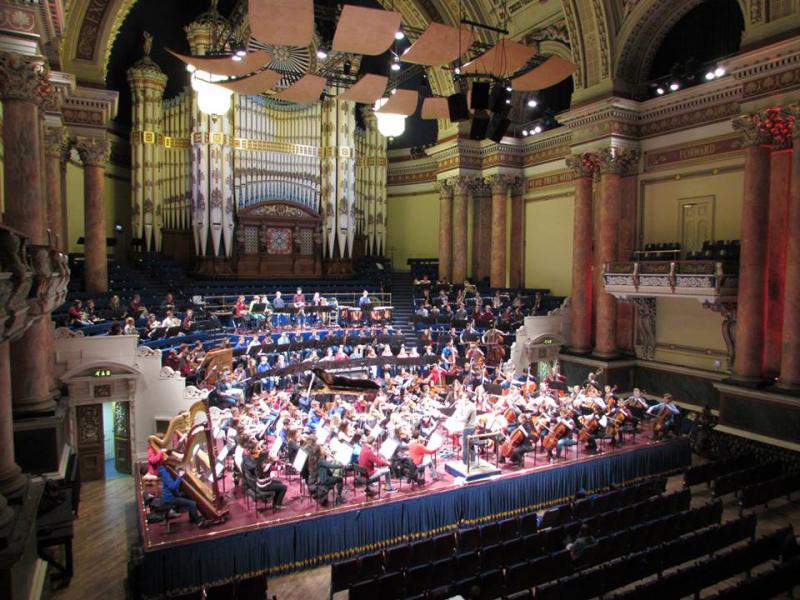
top-left (482, 326), bottom-right (506, 367)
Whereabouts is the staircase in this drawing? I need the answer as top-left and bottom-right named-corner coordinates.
top-left (389, 272), bottom-right (418, 347)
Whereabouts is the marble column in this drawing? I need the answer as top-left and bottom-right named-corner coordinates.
top-left (435, 181), bottom-right (453, 282)
top-left (732, 116), bottom-right (772, 381)
top-left (509, 181), bottom-right (525, 289)
top-left (565, 153), bottom-right (598, 354)
top-left (595, 148), bottom-right (639, 357)
top-left (471, 191), bottom-right (480, 277)
top-left (0, 342), bottom-right (27, 503)
top-left (778, 116), bottom-right (800, 389)
top-left (60, 145), bottom-right (70, 250)
top-left (488, 175), bottom-right (512, 289)
top-left (0, 52), bottom-right (46, 244)
top-left (44, 127), bottom-right (67, 251)
top-left (450, 176), bottom-right (471, 285)
top-left (764, 145), bottom-right (792, 376)
top-left (617, 166), bottom-right (639, 353)
top-left (477, 185), bottom-right (492, 283)
top-left (76, 137), bottom-right (110, 294)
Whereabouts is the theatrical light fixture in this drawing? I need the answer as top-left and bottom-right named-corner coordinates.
top-left (656, 87), bottom-right (665, 95)
top-left (235, 47), bottom-right (247, 57)
top-left (391, 62), bottom-right (401, 71)
top-left (454, 66), bottom-right (461, 75)
top-left (316, 48), bottom-right (328, 60)
top-left (669, 82), bottom-right (680, 91)
top-left (527, 98), bottom-right (537, 108)
top-left (231, 54), bottom-right (242, 62)
top-left (522, 129), bottom-right (529, 136)
top-left (714, 67), bottom-right (725, 77)
top-left (395, 30), bottom-right (405, 40)
top-left (374, 97), bottom-right (406, 138)
top-left (505, 85), bottom-right (512, 92)
top-left (534, 125), bottom-right (542, 134)
top-left (186, 64), bottom-right (197, 73)
top-left (705, 71), bottom-right (715, 80)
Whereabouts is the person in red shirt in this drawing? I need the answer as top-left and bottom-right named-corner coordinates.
top-left (408, 432), bottom-right (441, 482)
top-left (358, 436), bottom-right (395, 496)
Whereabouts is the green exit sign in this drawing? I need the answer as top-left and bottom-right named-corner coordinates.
top-left (94, 368), bottom-right (112, 377)
top-left (542, 338), bottom-right (554, 345)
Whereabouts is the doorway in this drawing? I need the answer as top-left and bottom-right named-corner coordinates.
top-left (76, 401), bottom-right (132, 481)
top-left (679, 196), bottom-right (714, 254)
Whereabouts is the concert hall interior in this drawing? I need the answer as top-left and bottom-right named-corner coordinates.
top-left (2, 0), bottom-right (800, 599)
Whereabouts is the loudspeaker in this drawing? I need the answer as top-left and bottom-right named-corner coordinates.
top-left (469, 110), bottom-right (490, 140)
top-left (487, 113), bottom-right (510, 143)
top-left (489, 83), bottom-right (510, 112)
top-left (470, 81), bottom-right (490, 110)
top-left (447, 92), bottom-right (470, 122)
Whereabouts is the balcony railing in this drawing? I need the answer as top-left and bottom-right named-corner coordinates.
top-left (603, 260), bottom-right (738, 303)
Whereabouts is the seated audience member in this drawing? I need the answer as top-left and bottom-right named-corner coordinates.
top-left (181, 308), bottom-right (194, 333)
top-left (68, 300), bottom-right (92, 326)
top-left (566, 524), bottom-right (596, 561)
top-left (108, 320), bottom-right (123, 336)
top-left (123, 316), bottom-right (138, 336)
top-left (128, 294), bottom-right (147, 318)
top-left (106, 294), bottom-right (126, 320)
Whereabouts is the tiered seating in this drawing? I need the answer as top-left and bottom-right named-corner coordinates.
top-left (636, 242), bottom-right (681, 261)
top-left (685, 239), bottom-right (740, 261)
top-left (610, 526), bottom-right (795, 600)
top-left (683, 455), bottom-right (755, 487)
top-left (711, 460), bottom-right (784, 498)
top-left (739, 470), bottom-right (800, 511)
top-left (709, 554), bottom-right (800, 599)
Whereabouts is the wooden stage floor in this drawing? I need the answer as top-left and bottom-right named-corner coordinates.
top-left (136, 431), bottom-right (671, 552)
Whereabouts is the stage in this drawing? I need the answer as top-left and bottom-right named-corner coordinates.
top-left (131, 436), bottom-right (690, 599)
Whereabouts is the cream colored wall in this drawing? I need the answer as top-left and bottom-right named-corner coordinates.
top-left (523, 192), bottom-right (574, 295)
top-left (65, 159), bottom-right (131, 258)
top-left (385, 191), bottom-right (439, 271)
top-left (640, 158), bottom-right (743, 370)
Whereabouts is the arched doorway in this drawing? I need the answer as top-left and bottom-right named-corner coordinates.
top-left (60, 361), bottom-right (140, 481)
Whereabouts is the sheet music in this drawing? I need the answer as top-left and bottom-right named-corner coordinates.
top-left (275, 417), bottom-right (284, 436)
top-left (269, 436), bottom-right (283, 458)
top-left (292, 448), bottom-right (308, 472)
top-left (379, 438), bottom-right (400, 460)
top-left (216, 445), bottom-right (229, 463)
top-left (426, 433), bottom-right (443, 452)
top-left (444, 418), bottom-right (464, 435)
top-left (334, 442), bottom-right (353, 466)
top-left (316, 427), bottom-right (329, 443)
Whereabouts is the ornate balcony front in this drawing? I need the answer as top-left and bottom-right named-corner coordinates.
top-left (603, 260), bottom-right (738, 304)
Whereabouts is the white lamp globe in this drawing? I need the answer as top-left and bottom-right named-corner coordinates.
top-left (373, 97), bottom-right (406, 138)
top-left (192, 71), bottom-right (233, 116)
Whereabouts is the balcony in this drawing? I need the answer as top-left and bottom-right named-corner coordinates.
top-left (603, 260), bottom-right (738, 304)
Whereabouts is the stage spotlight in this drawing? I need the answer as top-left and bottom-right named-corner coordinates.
top-left (714, 67), bottom-right (725, 77)
top-left (527, 98), bottom-right (537, 108)
top-left (235, 47), bottom-right (247, 58)
top-left (316, 49), bottom-right (328, 60)
top-left (669, 82), bottom-right (680, 91)
top-left (705, 71), bottom-right (715, 80)
top-left (231, 54), bottom-right (242, 62)
top-left (534, 125), bottom-right (542, 134)
top-left (505, 84), bottom-right (512, 92)
top-left (391, 62), bottom-right (401, 71)
top-left (395, 30), bottom-right (405, 40)
top-left (454, 66), bottom-right (461, 75)
top-left (655, 87), bottom-right (665, 95)
top-left (522, 129), bottom-right (529, 136)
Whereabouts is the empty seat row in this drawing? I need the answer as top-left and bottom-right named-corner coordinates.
top-left (711, 460), bottom-right (784, 498)
top-left (683, 454), bottom-right (756, 487)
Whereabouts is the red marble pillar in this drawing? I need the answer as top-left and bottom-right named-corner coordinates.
top-left (471, 193), bottom-right (480, 277)
top-left (436, 181), bottom-right (453, 282)
top-left (566, 154), bottom-right (597, 354)
top-left (60, 149), bottom-right (70, 250)
top-left (778, 132), bottom-right (800, 389)
top-left (733, 119), bottom-right (771, 381)
top-left (0, 340), bottom-right (26, 500)
top-left (44, 127), bottom-right (66, 250)
top-left (77, 137), bottom-right (110, 294)
top-left (509, 183), bottom-right (524, 289)
top-left (616, 172), bottom-right (638, 353)
top-left (764, 148), bottom-right (791, 375)
top-left (489, 175), bottom-right (512, 288)
top-left (594, 148), bottom-right (638, 357)
top-left (477, 188), bottom-right (492, 282)
top-left (451, 177), bottom-right (470, 284)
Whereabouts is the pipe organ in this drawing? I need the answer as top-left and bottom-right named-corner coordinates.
top-left (127, 57), bottom-right (388, 276)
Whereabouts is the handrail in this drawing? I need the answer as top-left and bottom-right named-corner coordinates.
top-left (201, 291), bottom-right (393, 313)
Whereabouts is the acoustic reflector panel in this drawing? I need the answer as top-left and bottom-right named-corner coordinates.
top-left (168, 49), bottom-right (271, 78)
top-left (332, 6), bottom-right (402, 56)
top-left (511, 55), bottom-right (578, 91)
top-left (400, 23), bottom-right (476, 66)
top-left (339, 74), bottom-right (388, 104)
top-left (274, 74), bottom-right (327, 104)
top-left (249, 0), bottom-right (314, 47)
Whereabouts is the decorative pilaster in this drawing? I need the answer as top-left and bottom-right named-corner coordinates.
top-left (565, 152), bottom-right (599, 353)
top-left (487, 174), bottom-right (515, 289)
top-left (509, 179), bottom-right (525, 289)
top-left (434, 180), bottom-right (453, 281)
top-left (476, 184), bottom-right (492, 283)
top-left (76, 137), bottom-right (110, 294)
top-left (731, 114), bottom-right (772, 382)
top-left (449, 176), bottom-right (474, 284)
top-left (43, 126), bottom-right (67, 250)
top-left (778, 108), bottom-right (800, 389)
top-left (595, 147), bottom-right (639, 358)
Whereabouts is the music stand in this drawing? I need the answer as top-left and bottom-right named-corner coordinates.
top-left (165, 326), bottom-right (181, 338)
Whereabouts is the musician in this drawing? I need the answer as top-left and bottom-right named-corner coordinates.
top-left (181, 308), bottom-right (194, 333)
top-left (358, 436), bottom-right (396, 495)
top-left (507, 415), bottom-right (537, 466)
top-left (161, 310), bottom-right (180, 330)
top-left (549, 411), bottom-right (577, 462)
top-left (292, 288), bottom-right (306, 327)
top-left (247, 295), bottom-right (265, 329)
top-left (452, 394), bottom-right (477, 466)
top-left (159, 293), bottom-right (176, 313)
top-left (647, 394), bottom-right (681, 438)
top-left (454, 303), bottom-right (468, 321)
top-left (242, 444), bottom-right (287, 509)
top-left (156, 460), bottom-right (208, 529)
top-left (460, 321), bottom-right (480, 345)
top-left (272, 291), bottom-right (287, 327)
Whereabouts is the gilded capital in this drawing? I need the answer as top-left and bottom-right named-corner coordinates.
top-left (566, 152), bottom-right (600, 178)
top-left (447, 175), bottom-right (478, 195)
top-left (751, 108), bottom-right (795, 149)
top-left (76, 137), bottom-right (110, 167)
top-left (486, 174), bottom-right (515, 194)
top-left (434, 180), bottom-right (453, 199)
top-left (43, 126), bottom-right (67, 159)
top-left (0, 52), bottom-right (45, 102)
top-left (598, 147), bottom-right (640, 176)
top-left (510, 177), bottom-right (524, 197)
top-left (732, 113), bottom-right (772, 147)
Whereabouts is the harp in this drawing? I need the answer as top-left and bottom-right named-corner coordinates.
top-left (200, 348), bottom-right (234, 386)
top-left (147, 401), bottom-right (210, 460)
top-left (165, 422), bottom-right (229, 523)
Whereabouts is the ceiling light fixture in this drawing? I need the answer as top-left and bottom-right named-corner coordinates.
top-left (316, 48), bottom-right (328, 60)
top-left (527, 98), bottom-right (537, 108)
top-left (705, 71), bottom-right (715, 80)
top-left (395, 30), bottom-right (405, 40)
top-left (655, 86), bottom-right (665, 95)
top-left (669, 82), bottom-right (680, 91)
top-left (714, 67), bottom-right (725, 77)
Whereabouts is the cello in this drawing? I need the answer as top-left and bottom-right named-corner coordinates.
top-left (482, 325), bottom-right (506, 367)
top-left (500, 425), bottom-right (528, 458)
top-left (542, 419), bottom-right (568, 451)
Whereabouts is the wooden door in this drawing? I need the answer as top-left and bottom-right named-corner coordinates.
top-left (680, 197), bottom-right (714, 253)
top-left (76, 404), bottom-right (105, 481)
top-left (113, 402), bottom-right (132, 475)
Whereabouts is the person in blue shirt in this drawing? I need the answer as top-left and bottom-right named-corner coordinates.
top-left (157, 464), bottom-right (207, 528)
